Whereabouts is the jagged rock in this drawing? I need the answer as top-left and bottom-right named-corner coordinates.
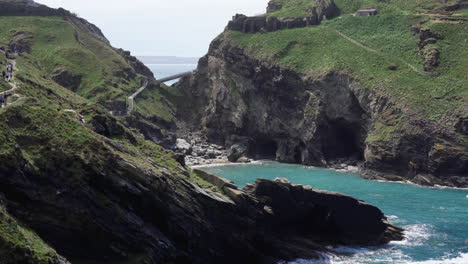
top-left (124, 115), bottom-right (175, 148)
top-left (227, 143), bottom-right (249, 162)
top-left (243, 178), bottom-right (404, 245)
top-left (115, 48), bottom-right (154, 78)
top-left (51, 69), bottom-right (82, 91)
top-left (267, 0), bottom-right (283, 13)
top-left (226, 0), bottom-right (338, 33)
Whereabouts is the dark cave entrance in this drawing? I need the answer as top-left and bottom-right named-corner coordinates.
top-left (321, 118), bottom-right (364, 162)
top-left (294, 142), bottom-right (306, 164)
top-left (251, 138), bottom-right (278, 160)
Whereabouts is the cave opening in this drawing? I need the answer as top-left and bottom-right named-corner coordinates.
top-left (322, 118), bottom-right (364, 162)
top-left (251, 138), bottom-right (278, 160)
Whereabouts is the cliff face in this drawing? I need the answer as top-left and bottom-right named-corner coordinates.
top-left (0, 0), bottom-right (404, 263)
top-left (176, 0), bottom-right (468, 187)
top-left (227, 0), bottom-right (339, 33)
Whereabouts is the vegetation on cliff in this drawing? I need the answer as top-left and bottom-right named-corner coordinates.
top-left (230, 0), bottom-right (467, 123)
top-left (177, 0), bottom-right (467, 186)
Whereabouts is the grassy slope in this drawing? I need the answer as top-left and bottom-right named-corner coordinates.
top-left (267, 0), bottom-right (317, 18)
top-left (228, 0), bottom-right (467, 144)
top-left (134, 83), bottom-right (184, 123)
top-left (0, 203), bottom-right (62, 264)
top-left (0, 4), bottom-right (210, 263)
top-left (0, 11), bottom-right (178, 122)
top-left (0, 15), bottom-right (142, 105)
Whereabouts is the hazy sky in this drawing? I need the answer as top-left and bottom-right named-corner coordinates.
top-left (35, 0), bottom-right (269, 57)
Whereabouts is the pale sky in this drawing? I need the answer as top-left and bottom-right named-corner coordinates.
top-left (35, 0), bottom-right (270, 57)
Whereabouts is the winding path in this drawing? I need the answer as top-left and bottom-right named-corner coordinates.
top-left (321, 26), bottom-right (425, 75)
top-left (0, 50), bottom-right (20, 106)
top-left (322, 26), bottom-right (468, 86)
top-left (126, 71), bottom-right (192, 115)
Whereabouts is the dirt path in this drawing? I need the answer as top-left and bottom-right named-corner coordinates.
top-left (322, 26), bottom-right (468, 87)
top-left (321, 26), bottom-right (425, 75)
top-left (0, 50), bottom-right (21, 107)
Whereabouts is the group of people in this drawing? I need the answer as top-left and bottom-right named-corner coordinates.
top-left (2, 63), bottom-right (14, 81)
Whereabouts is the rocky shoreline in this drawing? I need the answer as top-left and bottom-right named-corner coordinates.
top-left (179, 138), bottom-right (464, 188)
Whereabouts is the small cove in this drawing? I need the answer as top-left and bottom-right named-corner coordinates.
top-left (201, 162), bottom-right (468, 264)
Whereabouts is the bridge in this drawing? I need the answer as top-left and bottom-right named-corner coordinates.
top-left (127, 71), bottom-right (192, 115)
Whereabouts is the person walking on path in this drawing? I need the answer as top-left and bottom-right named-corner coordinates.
top-left (3, 93), bottom-right (9, 107)
top-left (0, 94), bottom-right (4, 108)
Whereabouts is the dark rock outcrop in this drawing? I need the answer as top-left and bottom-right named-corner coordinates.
top-left (456, 116), bottom-right (468, 135)
top-left (227, 0), bottom-right (339, 33)
top-left (115, 48), bottom-right (154, 78)
top-left (244, 178), bottom-right (404, 245)
top-left (51, 69), bottom-right (83, 91)
top-left (267, 0), bottom-right (283, 13)
top-left (0, 105), bottom-right (403, 263)
top-left (227, 142), bottom-right (249, 162)
top-left (412, 25), bottom-right (443, 72)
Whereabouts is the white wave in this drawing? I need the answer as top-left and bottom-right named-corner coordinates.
top-left (288, 252), bottom-right (468, 264)
top-left (287, 224), bottom-right (437, 264)
top-left (409, 253), bottom-right (468, 264)
top-left (391, 224), bottom-right (433, 246)
top-left (387, 215), bottom-right (399, 221)
top-left (191, 159), bottom-right (278, 169)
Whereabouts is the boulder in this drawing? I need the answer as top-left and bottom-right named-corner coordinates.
top-left (238, 157), bottom-right (251, 163)
top-left (176, 138), bottom-right (192, 155)
top-left (227, 143), bottom-right (249, 162)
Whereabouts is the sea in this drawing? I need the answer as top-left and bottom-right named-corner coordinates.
top-left (145, 63), bottom-right (197, 85)
top-left (201, 162), bottom-right (468, 264)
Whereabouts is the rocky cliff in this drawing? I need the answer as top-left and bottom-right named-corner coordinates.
top-left (176, 0), bottom-right (468, 187)
top-left (0, 0), bottom-right (404, 263)
top-left (227, 0), bottom-right (338, 33)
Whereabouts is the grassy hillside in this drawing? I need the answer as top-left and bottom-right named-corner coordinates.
top-left (0, 15), bottom-right (143, 105)
top-left (0, 2), bottom-right (210, 263)
top-left (0, 203), bottom-right (64, 264)
top-left (267, 0), bottom-right (317, 18)
top-left (228, 0), bottom-right (467, 127)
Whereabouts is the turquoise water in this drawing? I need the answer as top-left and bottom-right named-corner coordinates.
top-left (146, 63), bottom-right (197, 85)
top-left (202, 162), bottom-right (468, 264)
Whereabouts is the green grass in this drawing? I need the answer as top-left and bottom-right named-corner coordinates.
top-left (0, 204), bottom-right (61, 264)
top-left (228, 0), bottom-right (467, 123)
top-left (334, 0), bottom-right (461, 14)
top-left (267, 0), bottom-right (317, 18)
top-left (0, 16), bottom-right (142, 105)
top-left (134, 83), bottom-right (182, 122)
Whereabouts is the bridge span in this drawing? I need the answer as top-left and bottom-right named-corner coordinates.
top-left (127, 71), bottom-right (192, 114)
